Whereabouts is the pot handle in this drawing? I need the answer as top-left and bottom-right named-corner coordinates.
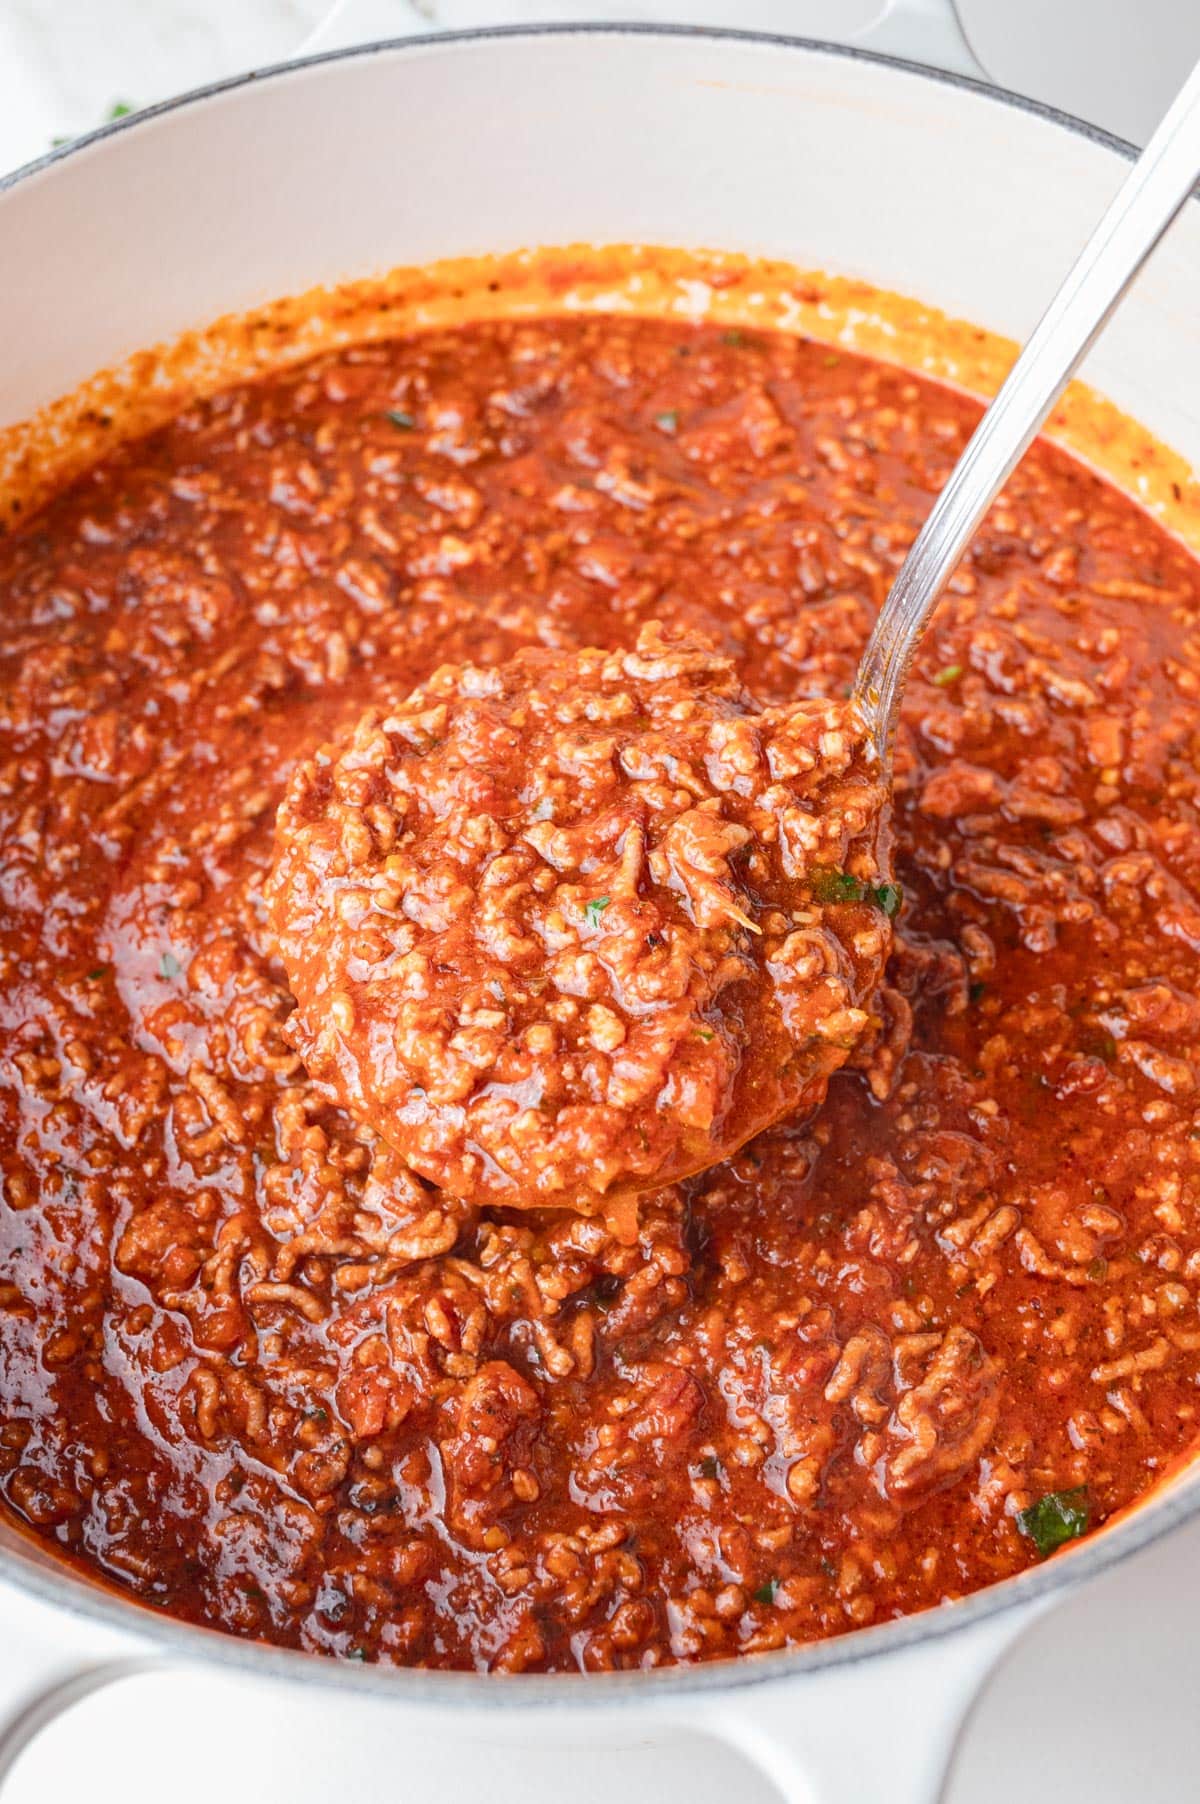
top-left (0, 1576), bottom-right (154, 1791)
top-left (294, 1), bottom-right (990, 84)
top-left (293, 0), bottom-right (426, 56)
top-left (683, 1599), bottom-right (1046, 1804)
top-left (853, 0), bottom-right (988, 82)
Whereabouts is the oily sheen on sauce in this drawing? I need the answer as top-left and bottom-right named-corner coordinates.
top-left (2, 314), bottom-right (1200, 1671)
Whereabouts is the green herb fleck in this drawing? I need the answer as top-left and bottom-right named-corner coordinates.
top-left (753, 1577), bottom-right (779, 1606)
top-left (304, 1406), bottom-right (330, 1425)
top-left (655, 410), bottom-right (679, 433)
top-left (347, 1646), bottom-right (368, 1661)
top-left (1016, 1487), bottom-right (1090, 1559)
top-left (583, 895), bottom-right (612, 929)
top-left (870, 882), bottom-right (903, 918)
top-left (696, 1027), bottom-right (716, 1042)
top-left (811, 868), bottom-right (864, 905)
top-left (697, 1455), bottom-right (721, 1481)
top-left (811, 870), bottom-right (901, 916)
top-left (720, 328), bottom-right (746, 347)
top-left (386, 408), bottom-right (416, 430)
top-left (108, 101), bottom-right (134, 120)
top-left (932, 663), bottom-right (963, 687)
top-left (51, 134), bottom-right (71, 148)
top-left (968, 980), bottom-right (987, 1004)
top-left (159, 951), bottom-right (182, 980)
top-left (87, 966), bottom-right (110, 981)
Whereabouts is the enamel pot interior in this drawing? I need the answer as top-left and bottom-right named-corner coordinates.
top-left (2, 24), bottom-right (1200, 1707)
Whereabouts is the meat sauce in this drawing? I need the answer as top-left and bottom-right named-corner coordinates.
top-left (267, 624), bottom-right (890, 1221)
top-left (3, 313), bottom-right (1200, 1671)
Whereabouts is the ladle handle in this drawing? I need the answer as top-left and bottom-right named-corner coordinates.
top-left (854, 53), bottom-right (1200, 761)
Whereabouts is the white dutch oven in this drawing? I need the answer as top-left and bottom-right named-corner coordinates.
top-left (2, 11), bottom-right (1200, 1802)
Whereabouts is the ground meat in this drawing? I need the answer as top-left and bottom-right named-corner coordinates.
top-left (267, 622), bottom-right (890, 1219)
top-left (3, 309), bottom-right (1200, 1673)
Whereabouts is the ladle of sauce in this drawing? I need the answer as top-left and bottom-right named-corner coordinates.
top-left (270, 58), bottom-right (1200, 1224)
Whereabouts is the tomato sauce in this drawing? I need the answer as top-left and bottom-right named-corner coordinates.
top-left (2, 314), bottom-right (1200, 1670)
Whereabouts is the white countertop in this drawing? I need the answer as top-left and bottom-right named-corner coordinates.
top-left (2, 0), bottom-right (1199, 161)
top-left (2, 5), bottom-right (1200, 1800)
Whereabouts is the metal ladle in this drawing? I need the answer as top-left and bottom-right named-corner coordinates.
top-left (854, 56), bottom-right (1200, 768)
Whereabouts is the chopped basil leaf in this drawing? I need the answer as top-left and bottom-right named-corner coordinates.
top-left (386, 408), bottom-right (416, 430)
top-left (655, 410), bottom-right (679, 433)
top-left (753, 1577), bottom-right (779, 1606)
top-left (811, 868), bottom-right (864, 905)
top-left (697, 1455), bottom-right (721, 1480)
top-left (811, 870), bottom-right (902, 916)
top-left (159, 951), bottom-right (182, 980)
top-left (86, 966), bottom-right (110, 981)
top-left (583, 895), bottom-right (612, 928)
top-left (932, 663), bottom-right (963, 686)
top-left (969, 980), bottom-right (987, 1004)
top-left (108, 101), bottom-right (133, 120)
top-left (695, 1027), bottom-right (715, 1042)
top-left (1016, 1487), bottom-right (1089, 1558)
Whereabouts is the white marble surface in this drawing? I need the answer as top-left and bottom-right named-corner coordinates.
top-left (3, 0), bottom-right (1200, 173)
top-left (3, 5), bottom-right (1200, 1802)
